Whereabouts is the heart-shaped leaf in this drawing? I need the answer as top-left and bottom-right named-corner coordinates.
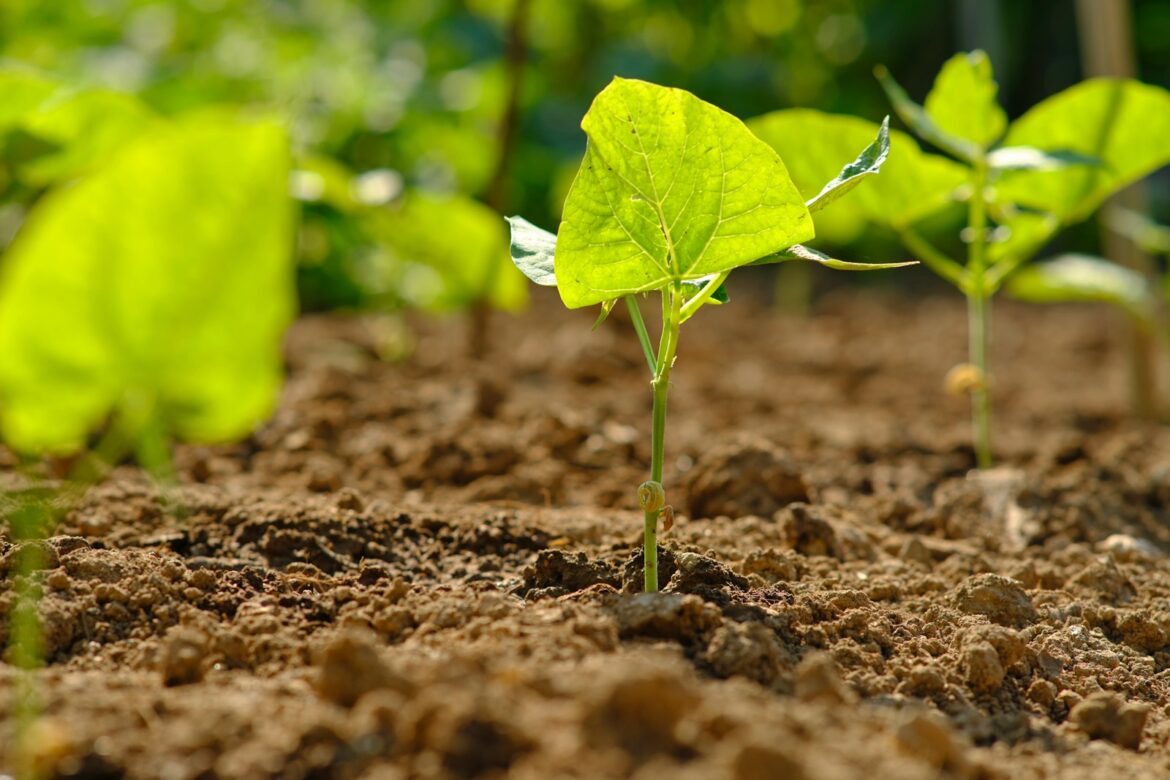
top-left (997, 79), bottom-right (1170, 222)
top-left (923, 51), bottom-right (1007, 149)
top-left (554, 78), bottom-right (813, 308)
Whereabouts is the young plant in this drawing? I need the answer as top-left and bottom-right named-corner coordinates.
top-left (507, 78), bottom-right (912, 592)
top-left (750, 52), bottom-right (1170, 468)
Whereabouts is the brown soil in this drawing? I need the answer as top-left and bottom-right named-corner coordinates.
top-left (5, 284), bottom-right (1170, 779)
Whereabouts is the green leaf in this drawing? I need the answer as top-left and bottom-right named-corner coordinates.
top-left (875, 64), bottom-right (981, 163)
top-left (984, 210), bottom-right (1060, 291)
top-left (592, 298), bottom-right (618, 330)
top-left (505, 216), bottom-right (558, 287)
top-left (682, 276), bottom-right (729, 304)
top-left (987, 146), bottom-right (1101, 171)
top-left (805, 116), bottom-right (889, 214)
top-left (0, 67), bottom-right (57, 132)
top-left (748, 109), bottom-right (967, 229)
top-left (923, 51), bottom-right (1007, 149)
top-left (1104, 207), bottom-right (1170, 255)
top-left (367, 192), bottom-right (527, 313)
top-left (998, 79), bottom-right (1170, 222)
top-left (755, 244), bottom-right (917, 271)
top-left (1006, 254), bottom-right (1151, 319)
top-left (0, 114), bottom-right (295, 454)
top-left (555, 78), bottom-right (813, 308)
top-left (18, 88), bottom-right (158, 183)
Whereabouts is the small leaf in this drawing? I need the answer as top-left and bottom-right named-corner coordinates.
top-left (505, 216), bottom-right (558, 286)
top-left (805, 116), bottom-right (890, 214)
top-left (998, 79), bottom-right (1170, 222)
top-left (592, 298), bottom-right (619, 330)
top-left (923, 51), bottom-right (1007, 149)
top-left (1104, 207), bottom-right (1170, 254)
top-left (1007, 254), bottom-right (1151, 321)
top-left (875, 64), bottom-right (981, 163)
top-left (988, 146), bottom-right (1101, 171)
top-left (555, 78), bottom-right (813, 308)
top-left (755, 244), bottom-right (917, 271)
top-left (682, 275), bottom-right (730, 303)
top-left (748, 110), bottom-right (967, 230)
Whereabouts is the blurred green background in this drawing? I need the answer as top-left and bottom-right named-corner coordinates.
top-left (2, 0), bottom-right (1168, 312)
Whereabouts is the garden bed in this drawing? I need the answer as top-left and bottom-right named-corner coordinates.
top-left (4, 284), bottom-right (1170, 779)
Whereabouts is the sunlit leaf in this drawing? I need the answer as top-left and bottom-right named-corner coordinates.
top-left (998, 79), bottom-right (1170, 222)
top-left (18, 88), bottom-right (158, 183)
top-left (749, 109), bottom-right (967, 229)
top-left (875, 64), bottom-right (981, 162)
top-left (805, 116), bottom-right (890, 214)
top-left (505, 216), bottom-right (558, 286)
top-left (0, 114), bottom-right (295, 453)
top-left (555, 78), bottom-right (813, 308)
top-left (369, 192), bottom-right (527, 313)
top-left (923, 51), bottom-right (1006, 149)
top-left (1006, 254), bottom-right (1152, 320)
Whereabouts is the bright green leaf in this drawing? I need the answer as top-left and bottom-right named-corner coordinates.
top-left (555, 78), bottom-right (813, 308)
top-left (805, 116), bottom-right (890, 214)
top-left (754, 243), bottom-right (918, 271)
top-left (0, 67), bottom-right (57, 132)
top-left (998, 79), bottom-right (1170, 222)
top-left (749, 109), bottom-right (967, 229)
top-left (505, 216), bottom-right (558, 286)
top-left (0, 114), bottom-right (295, 454)
top-left (988, 146), bottom-right (1100, 171)
top-left (923, 51), bottom-right (1007, 149)
top-left (18, 88), bottom-right (158, 183)
top-left (875, 64), bottom-right (981, 162)
top-left (1006, 254), bottom-right (1152, 320)
top-left (368, 192), bottom-right (527, 313)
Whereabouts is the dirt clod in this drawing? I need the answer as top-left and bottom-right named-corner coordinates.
top-left (1068, 692), bottom-right (1150, 750)
top-left (952, 574), bottom-right (1037, 627)
top-left (682, 439), bottom-right (808, 520)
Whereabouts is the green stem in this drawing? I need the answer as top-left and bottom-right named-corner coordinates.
top-left (643, 283), bottom-right (682, 592)
top-left (624, 295), bottom-right (656, 375)
top-left (967, 162), bottom-right (993, 469)
top-left (901, 227), bottom-right (969, 291)
top-left (679, 270), bottom-right (730, 323)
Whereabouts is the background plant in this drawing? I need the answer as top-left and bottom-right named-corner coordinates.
top-left (750, 51), bottom-right (1170, 468)
top-left (509, 78), bottom-right (910, 592)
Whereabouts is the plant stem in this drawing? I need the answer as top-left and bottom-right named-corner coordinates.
top-left (625, 295), bottom-right (656, 375)
top-left (967, 162), bottom-right (993, 469)
top-left (644, 283), bottom-right (682, 592)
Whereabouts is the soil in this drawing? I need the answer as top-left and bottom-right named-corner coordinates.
top-left (5, 282), bottom-right (1170, 779)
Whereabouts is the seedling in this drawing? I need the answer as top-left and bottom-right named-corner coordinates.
top-left (507, 78), bottom-right (912, 592)
top-left (750, 52), bottom-right (1170, 468)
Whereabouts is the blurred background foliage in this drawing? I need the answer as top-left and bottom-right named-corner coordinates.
top-left (1, 0), bottom-right (1168, 312)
